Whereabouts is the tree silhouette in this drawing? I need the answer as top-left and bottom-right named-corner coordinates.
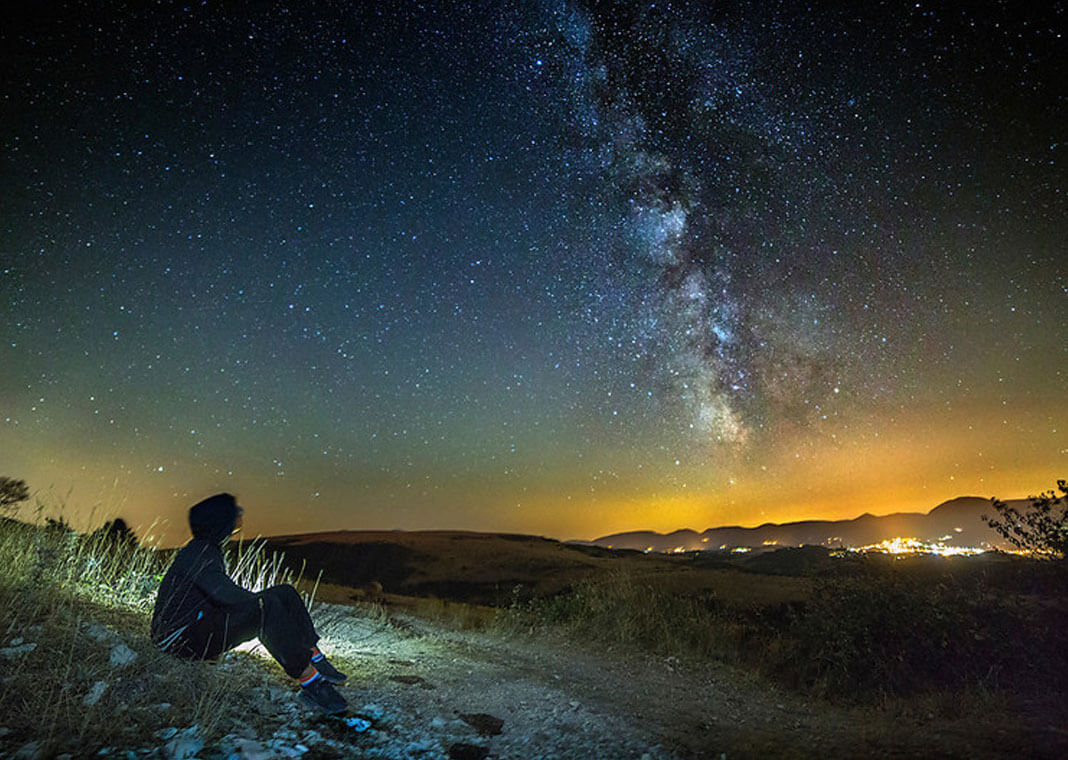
top-left (0, 476), bottom-right (30, 515)
top-left (44, 515), bottom-right (74, 534)
top-left (984, 480), bottom-right (1068, 559)
top-left (92, 517), bottom-right (138, 547)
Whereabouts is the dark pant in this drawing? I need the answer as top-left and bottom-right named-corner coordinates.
top-left (175, 584), bottom-right (319, 678)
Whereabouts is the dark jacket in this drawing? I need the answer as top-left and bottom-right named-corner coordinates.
top-left (151, 494), bottom-right (254, 649)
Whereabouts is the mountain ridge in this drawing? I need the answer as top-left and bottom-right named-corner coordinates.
top-left (585, 495), bottom-right (1021, 553)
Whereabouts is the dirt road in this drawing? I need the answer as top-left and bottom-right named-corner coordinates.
top-left (257, 601), bottom-right (1059, 760)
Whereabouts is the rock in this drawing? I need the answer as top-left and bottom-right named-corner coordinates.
top-left (160, 726), bottom-right (203, 760)
top-left (360, 704), bottom-right (385, 720)
top-left (83, 680), bottom-right (109, 706)
top-left (266, 737), bottom-right (308, 757)
top-left (228, 737), bottom-right (272, 759)
top-left (83, 623), bottom-right (121, 645)
top-left (301, 729), bottom-right (324, 745)
top-left (0, 642), bottom-right (37, 658)
top-left (110, 643), bottom-right (138, 668)
top-left (459, 713), bottom-right (504, 736)
top-left (9, 637), bottom-right (24, 646)
top-left (215, 734), bottom-right (240, 756)
top-left (13, 741), bottom-right (43, 759)
top-left (389, 674), bottom-right (434, 689)
top-left (448, 743), bottom-right (489, 760)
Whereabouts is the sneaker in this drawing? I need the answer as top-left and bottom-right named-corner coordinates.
top-left (299, 678), bottom-right (348, 715)
top-left (314, 656), bottom-right (348, 684)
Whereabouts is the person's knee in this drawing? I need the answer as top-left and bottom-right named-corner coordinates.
top-left (264, 584), bottom-right (303, 607)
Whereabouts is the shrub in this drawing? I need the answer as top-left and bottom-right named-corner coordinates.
top-left (0, 476), bottom-right (30, 515)
top-left (984, 480), bottom-right (1068, 559)
top-left (776, 565), bottom-right (1066, 699)
top-left (511, 571), bottom-right (742, 660)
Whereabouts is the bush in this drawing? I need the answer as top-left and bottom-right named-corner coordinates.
top-left (984, 480), bottom-right (1068, 559)
top-left (776, 565), bottom-right (1067, 699)
top-left (0, 476), bottom-right (30, 515)
top-left (510, 571), bottom-right (755, 661)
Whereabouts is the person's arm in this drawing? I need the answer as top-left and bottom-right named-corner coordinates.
top-left (191, 546), bottom-right (256, 606)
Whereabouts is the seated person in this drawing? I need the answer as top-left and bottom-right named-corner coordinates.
top-left (151, 493), bottom-right (348, 713)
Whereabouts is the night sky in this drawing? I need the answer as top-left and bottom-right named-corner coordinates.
top-left (2, 1), bottom-right (1064, 547)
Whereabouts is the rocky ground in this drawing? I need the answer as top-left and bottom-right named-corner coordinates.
top-left (4, 600), bottom-right (1065, 759)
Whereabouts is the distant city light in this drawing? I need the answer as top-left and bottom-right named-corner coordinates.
top-left (847, 536), bottom-right (987, 557)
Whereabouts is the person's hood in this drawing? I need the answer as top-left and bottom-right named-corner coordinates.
top-left (187, 493), bottom-right (241, 545)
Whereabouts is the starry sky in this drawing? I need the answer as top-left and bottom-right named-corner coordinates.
top-left (2, 0), bottom-right (1064, 547)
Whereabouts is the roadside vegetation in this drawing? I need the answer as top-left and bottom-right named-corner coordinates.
top-left (0, 496), bottom-right (310, 757)
top-left (505, 550), bottom-right (1067, 703)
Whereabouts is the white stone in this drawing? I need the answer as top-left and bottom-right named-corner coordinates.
top-left (0, 642), bottom-right (37, 658)
top-left (110, 643), bottom-right (138, 667)
top-left (83, 680), bottom-right (109, 706)
top-left (161, 726), bottom-right (203, 760)
top-left (231, 737), bottom-right (272, 759)
top-left (83, 623), bottom-right (119, 644)
top-left (13, 741), bottom-right (43, 759)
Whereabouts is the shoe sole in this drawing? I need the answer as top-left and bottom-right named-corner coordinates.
top-left (298, 690), bottom-right (348, 715)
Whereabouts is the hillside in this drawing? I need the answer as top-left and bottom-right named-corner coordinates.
top-left (589, 496), bottom-right (1018, 553)
top-left (257, 530), bottom-right (817, 608)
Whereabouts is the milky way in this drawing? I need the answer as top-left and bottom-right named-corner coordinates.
top-left (1, 1), bottom-right (1063, 542)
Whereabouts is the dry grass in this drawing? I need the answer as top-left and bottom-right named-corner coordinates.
top-left (504, 570), bottom-right (736, 658)
top-left (397, 596), bottom-right (500, 631)
top-left (0, 511), bottom-right (308, 757)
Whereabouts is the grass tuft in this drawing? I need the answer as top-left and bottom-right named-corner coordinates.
top-left (0, 513), bottom-right (308, 756)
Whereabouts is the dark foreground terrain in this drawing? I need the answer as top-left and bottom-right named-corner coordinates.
top-left (259, 529), bottom-right (1068, 757)
top-left (3, 520), bottom-right (1065, 758)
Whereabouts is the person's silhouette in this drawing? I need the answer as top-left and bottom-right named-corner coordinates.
top-left (151, 493), bottom-right (348, 713)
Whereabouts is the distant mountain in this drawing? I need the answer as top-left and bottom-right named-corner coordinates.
top-left (587, 496), bottom-right (1024, 553)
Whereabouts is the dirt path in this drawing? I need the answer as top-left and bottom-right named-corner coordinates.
top-left (262, 601), bottom-right (1057, 760)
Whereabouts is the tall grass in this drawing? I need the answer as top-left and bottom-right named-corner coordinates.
top-left (229, 536), bottom-right (320, 609)
top-left (514, 571), bottom-right (731, 658)
top-left (0, 511), bottom-right (311, 757)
